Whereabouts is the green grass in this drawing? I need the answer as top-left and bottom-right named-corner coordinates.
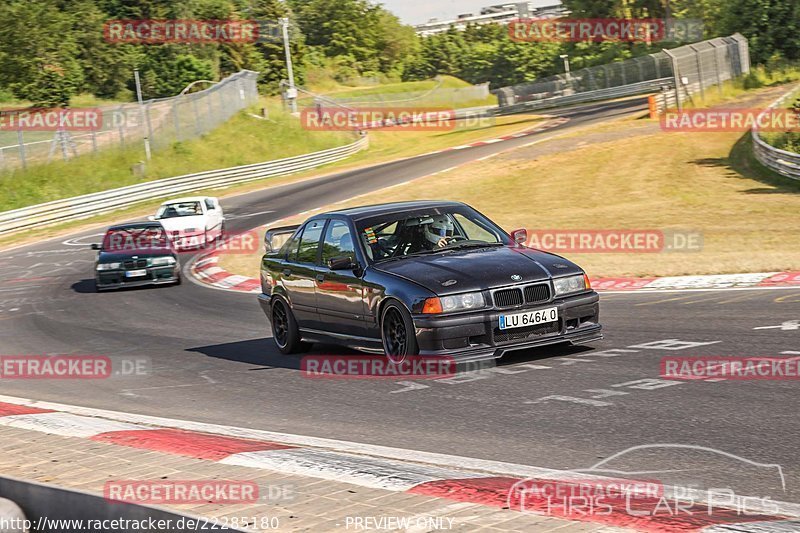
top-left (0, 100), bottom-right (353, 211)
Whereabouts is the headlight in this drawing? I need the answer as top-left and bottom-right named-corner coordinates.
top-left (553, 274), bottom-right (588, 296)
top-left (96, 262), bottom-right (121, 271)
top-left (150, 256), bottom-right (176, 266)
top-left (422, 291), bottom-right (485, 314)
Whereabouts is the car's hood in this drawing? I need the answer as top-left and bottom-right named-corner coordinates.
top-left (373, 245), bottom-right (583, 294)
top-left (157, 216), bottom-right (206, 232)
top-left (98, 249), bottom-right (174, 262)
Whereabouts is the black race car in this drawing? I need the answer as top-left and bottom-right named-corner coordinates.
top-left (258, 201), bottom-right (601, 362)
top-left (92, 222), bottom-right (181, 291)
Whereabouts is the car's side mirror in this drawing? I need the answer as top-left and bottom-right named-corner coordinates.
top-left (328, 256), bottom-right (355, 271)
top-left (91, 243), bottom-right (101, 250)
top-left (147, 215), bottom-right (156, 221)
top-left (510, 228), bottom-right (527, 245)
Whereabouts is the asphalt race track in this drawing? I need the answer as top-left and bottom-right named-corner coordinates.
top-left (1, 97), bottom-right (798, 506)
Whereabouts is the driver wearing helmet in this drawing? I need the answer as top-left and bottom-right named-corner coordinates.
top-left (422, 215), bottom-right (455, 249)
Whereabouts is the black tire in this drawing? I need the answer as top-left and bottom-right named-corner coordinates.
top-left (271, 298), bottom-right (310, 354)
top-left (380, 301), bottom-right (419, 363)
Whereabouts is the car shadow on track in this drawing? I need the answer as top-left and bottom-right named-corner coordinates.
top-left (71, 279), bottom-right (97, 293)
top-left (187, 338), bottom-right (297, 368)
top-left (188, 338), bottom-right (595, 373)
top-left (187, 339), bottom-right (362, 370)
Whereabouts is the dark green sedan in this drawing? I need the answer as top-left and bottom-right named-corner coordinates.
top-left (92, 222), bottom-right (181, 291)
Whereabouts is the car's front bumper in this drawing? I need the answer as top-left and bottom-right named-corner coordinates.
top-left (412, 291), bottom-right (601, 363)
top-left (96, 266), bottom-right (180, 290)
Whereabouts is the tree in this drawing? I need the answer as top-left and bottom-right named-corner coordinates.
top-left (0, 0), bottom-right (84, 106)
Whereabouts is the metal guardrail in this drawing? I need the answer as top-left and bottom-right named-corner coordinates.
top-left (751, 86), bottom-right (800, 181)
top-left (493, 78), bottom-right (673, 116)
top-left (0, 135), bottom-right (369, 235)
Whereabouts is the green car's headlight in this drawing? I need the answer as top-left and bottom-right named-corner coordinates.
top-left (553, 274), bottom-right (587, 296)
top-left (96, 262), bottom-right (121, 271)
top-left (150, 256), bottom-right (176, 266)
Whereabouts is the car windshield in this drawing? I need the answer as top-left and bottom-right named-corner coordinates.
top-left (102, 227), bottom-right (169, 252)
top-left (357, 207), bottom-right (509, 263)
top-left (156, 201), bottom-right (202, 219)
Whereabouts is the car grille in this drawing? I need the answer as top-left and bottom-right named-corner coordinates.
top-left (493, 321), bottom-right (561, 344)
top-left (524, 283), bottom-right (551, 304)
top-left (493, 288), bottom-right (523, 308)
top-left (124, 259), bottom-right (147, 269)
top-left (492, 283), bottom-right (551, 308)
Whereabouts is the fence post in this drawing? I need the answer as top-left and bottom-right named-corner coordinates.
top-left (16, 129), bottom-right (26, 169)
top-left (172, 100), bottom-right (182, 141)
top-left (663, 49), bottom-right (682, 112)
top-left (709, 41), bottom-right (724, 97)
top-left (689, 45), bottom-right (705, 102)
top-left (117, 105), bottom-right (126, 147)
top-left (144, 101), bottom-right (155, 151)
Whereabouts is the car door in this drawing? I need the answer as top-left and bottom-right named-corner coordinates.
top-left (281, 219), bottom-right (326, 329)
top-left (315, 218), bottom-right (367, 338)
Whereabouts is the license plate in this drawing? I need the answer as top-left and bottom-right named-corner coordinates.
top-left (499, 307), bottom-right (558, 330)
top-left (125, 269), bottom-right (147, 277)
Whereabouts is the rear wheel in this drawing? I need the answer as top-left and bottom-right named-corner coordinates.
top-left (271, 299), bottom-right (310, 354)
top-left (381, 301), bottom-right (418, 363)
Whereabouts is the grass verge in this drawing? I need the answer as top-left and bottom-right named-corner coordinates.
top-left (218, 89), bottom-right (800, 279)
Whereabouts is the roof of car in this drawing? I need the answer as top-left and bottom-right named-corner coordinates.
top-left (107, 221), bottom-right (163, 231)
top-left (319, 201), bottom-right (466, 221)
top-left (159, 196), bottom-right (211, 204)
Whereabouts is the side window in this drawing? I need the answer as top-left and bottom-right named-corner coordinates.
top-left (204, 198), bottom-right (215, 210)
top-left (321, 220), bottom-right (355, 265)
top-left (296, 219), bottom-right (325, 264)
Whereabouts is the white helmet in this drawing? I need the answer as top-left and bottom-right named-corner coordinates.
top-left (423, 215), bottom-right (454, 245)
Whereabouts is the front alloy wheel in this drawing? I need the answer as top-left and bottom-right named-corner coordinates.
top-left (381, 302), bottom-right (418, 363)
